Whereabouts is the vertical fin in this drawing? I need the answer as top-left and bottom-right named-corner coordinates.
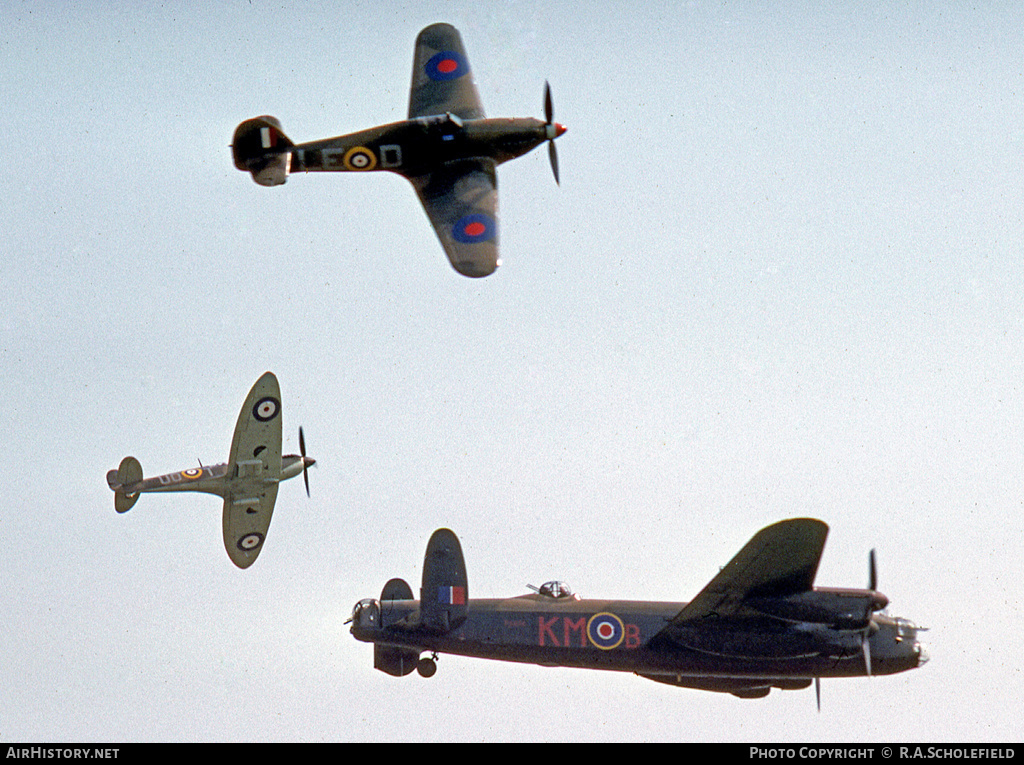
top-left (419, 528), bottom-right (468, 633)
top-left (380, 577), bottom-right (414, 627)
top-left (111, 456), bottom-right (143, 513)
top-left (374, 645), bottom-right (419, 677)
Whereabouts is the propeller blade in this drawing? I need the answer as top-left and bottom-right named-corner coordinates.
top-left (299, 426), bottom-right (311, 498)
top-left (542, 81), bottom-right (564, 185)
top-left (815, 677), bottom-right (821, 713)
top-left (863, 548), bottom-right (879, 677)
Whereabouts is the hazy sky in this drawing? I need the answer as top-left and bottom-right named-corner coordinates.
top-left (2, 1), bottom-right (1021, 742)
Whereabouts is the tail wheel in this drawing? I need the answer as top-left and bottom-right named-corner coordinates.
top-left (416, 657), bottom-right (437, 678)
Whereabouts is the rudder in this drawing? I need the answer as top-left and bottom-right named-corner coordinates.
top-left (419, 528), bottom-right (468, 633)
top-left (372, 578), bottom-right (419, 676)
top-left (110, 456), bottom-right (143, 513)
top-left (231, 116), bottom-right (294, 186)
top-left (374, 645), bottom-right (419, 677)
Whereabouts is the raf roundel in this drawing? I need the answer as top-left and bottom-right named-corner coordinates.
top-left (425, 50), bottom-right (468, 82)
top-left (452, 213), bottom-right (496, 244)
top-left (587, 612), bottom-right (625, 650)
top-left (343, 146), bottom-right (377, 171)
top-left (180, 468), bottom-right (204, 480)
top-left (256, 397), bottom-right (284, 421)
top-left (252, 396), bottom-right (280, 422)
top-left (238, 532), bottom-right (264, 552)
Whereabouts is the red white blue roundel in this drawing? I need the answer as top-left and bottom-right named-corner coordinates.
top-left (237, 532), bottom-right (264, 552)
top-left (426, 50), bottom-right (468, 81)
top-left (452, 213), bottom-right (496, 244)
top-left (587, 612), bottom-right (625, 650)
top-left (252, 396), bottom-right (280, 422)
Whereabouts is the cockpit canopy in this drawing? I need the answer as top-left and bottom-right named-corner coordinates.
top-left (532, 581), bottom-right (575, 599)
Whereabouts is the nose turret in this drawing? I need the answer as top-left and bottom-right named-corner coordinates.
top-left (868, 615), bottom-right (929, 673)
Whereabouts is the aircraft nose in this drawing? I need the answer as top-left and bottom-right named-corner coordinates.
top-left (555, 123), bottom-right (567, 137)
top-left (304, 457), bottom-right (316, 469)
top-left (916, 642), bottom-right (929, 666)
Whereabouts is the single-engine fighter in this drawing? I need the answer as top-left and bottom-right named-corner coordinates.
top-left (231, 22), bottom-right (566, 278)
top-left (106, 372), bottom-right (314, 569)
top-left (349, 519), bottom-right (927, 703)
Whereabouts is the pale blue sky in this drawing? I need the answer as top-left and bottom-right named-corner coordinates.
top-left (1, 1), bottom-right (1021, 741)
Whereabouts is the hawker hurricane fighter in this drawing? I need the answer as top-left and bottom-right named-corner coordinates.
top-left (349, 519), bottom-right (927, 703)
top-left (106, 372), bottom-right (314, 569)
top-left (231, 22), bottom-right (566, 278)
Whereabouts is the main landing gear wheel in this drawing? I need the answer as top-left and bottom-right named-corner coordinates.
top-left (417, 656), bottom-right (437, 678)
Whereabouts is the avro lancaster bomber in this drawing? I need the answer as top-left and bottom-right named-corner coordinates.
top-left (349, 519), bottom-right (927, 703)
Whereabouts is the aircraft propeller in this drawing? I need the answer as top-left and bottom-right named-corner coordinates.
top-left (299, 426), bottom-right (314, 497)
top-left (862, 548), bottom-right (884, 677)
top-left (819, 548), bottom-right (884, 710)
top-left (543, 81), bottom-right (566, 184)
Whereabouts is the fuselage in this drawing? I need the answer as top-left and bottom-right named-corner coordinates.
top-left (117, 454), bottom-right (310, 498)
top-left (289, 116), bottom-right (557, 179)
top-left (350, 593), bottom-right (926, 681)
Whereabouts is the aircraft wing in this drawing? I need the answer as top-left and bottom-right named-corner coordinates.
top-left (408, 23), bottom-right (485, 120)
top-left (408, 159), bottom-right (500, 278)
top-left (222, 371), bottom-right (284, 569)
top-left (668, 518), bottom-right (829, 623)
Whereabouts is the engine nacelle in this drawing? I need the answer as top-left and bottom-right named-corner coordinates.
top-left (747, 587), bottom-right (887, 630)
top-left (231, 115), bottom-right (294, 186)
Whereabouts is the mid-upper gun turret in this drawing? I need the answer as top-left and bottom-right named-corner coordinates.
top-left (527, 581), bottom-right (578, 600)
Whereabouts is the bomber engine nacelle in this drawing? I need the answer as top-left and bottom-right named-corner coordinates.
top-left (747, 588), bottom-right (888, 631)
top-left (231, 116), bottom-right (294, 186)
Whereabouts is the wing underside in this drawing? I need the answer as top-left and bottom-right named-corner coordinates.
top-left (408, 159), bottom-right (499, 278)
top-left (638, 673), bottom-right (812, 698)
top-left (223, 371), bottom-right (284, 568)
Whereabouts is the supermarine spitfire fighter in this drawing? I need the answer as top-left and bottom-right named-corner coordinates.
top-left (349, 519), bottom-right (927, 703)
top-left (231, 22), bottom-right (566, 278)
top-left (106, 372), bottom-right (314, 569)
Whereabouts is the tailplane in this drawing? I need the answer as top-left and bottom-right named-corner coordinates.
top-left (231, 116), bottom-right (294, 186)
top-left (107, 456), bottom-right (143, 513)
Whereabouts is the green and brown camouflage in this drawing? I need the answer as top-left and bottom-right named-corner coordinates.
top-left (231, 23), bottom-right (566, 278)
